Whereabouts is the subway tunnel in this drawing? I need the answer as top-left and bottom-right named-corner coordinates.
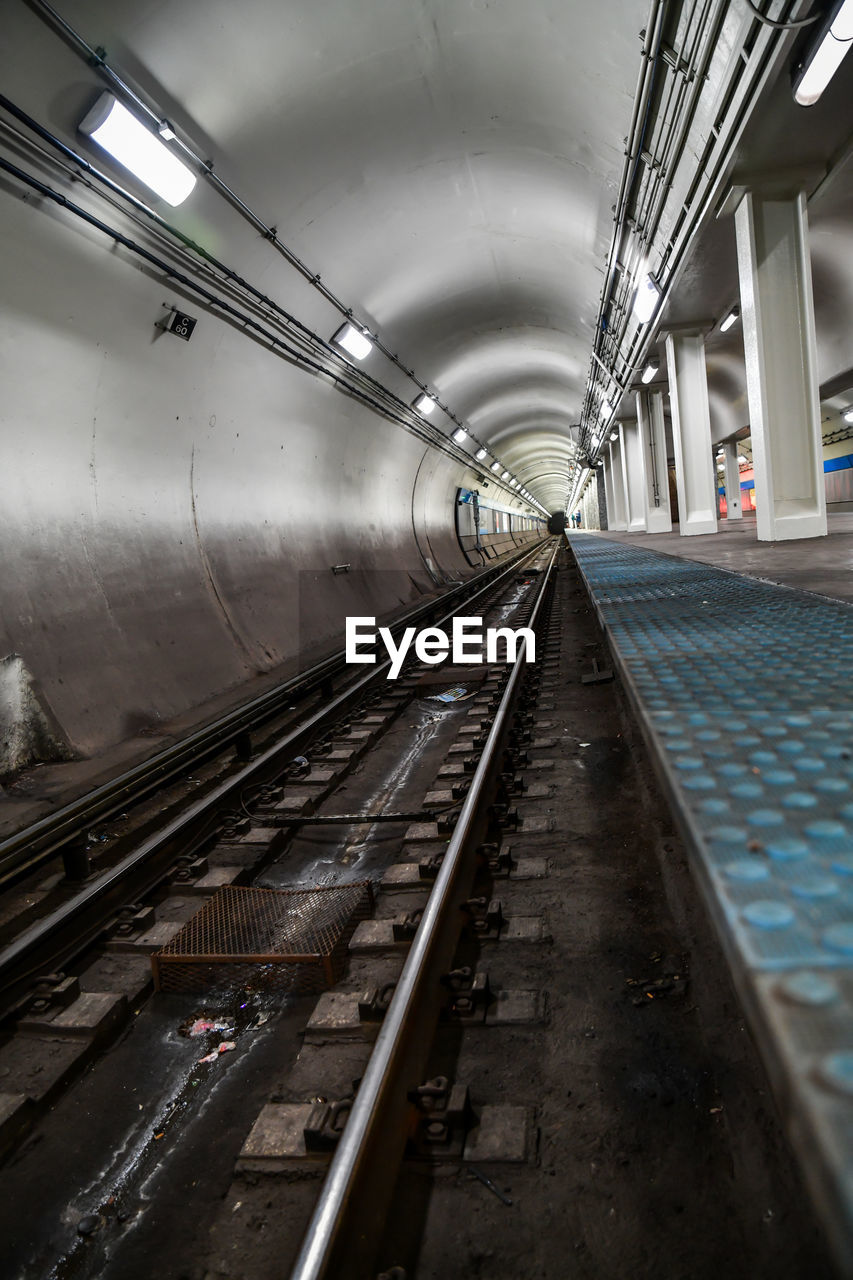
top-left (1, 2), bottom-right (853, 1277)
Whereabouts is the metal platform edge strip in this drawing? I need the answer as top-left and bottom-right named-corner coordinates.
top-left (568, 531), bottom-right (853, 1275)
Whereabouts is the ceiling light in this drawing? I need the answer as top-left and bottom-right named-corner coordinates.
top-left (717, 463), bottom-right (725, 472)
top-left (79, 92), bottom-right (196, 206)
top-left (491, 461), bottom-right (501, 473)
top-left (633, 273), bottom-right (660, 325)
top-left (793, 0), bottom-right (853, 107)
top-left (157, 121), bottom-right (176, 142)
top-left (609, 431), bottom-right (618, 442)
top-left (737, 454), bottom-right (747, 463)
top-left (719, 305), bottom-right (740, 333)
top-left (843, 408), bottom-right (853, 424)
top-left (451, 427), bottom-right (468, 444)
top-left (331, 322), bottom-right (373, 360)
top-left (641, 358), bottom-right (659, 384)
top-left (475, 447), bottom-right (488, 460)
top-left (510, 479), bottom-right (518, 488)
top-left (501, 470), bottom-right (510, 480)
top-left (601, 399), bottom-right (613, 418)
top-left (414, 392), bottom-right (436, 414)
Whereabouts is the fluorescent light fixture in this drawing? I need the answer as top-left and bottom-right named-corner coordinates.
top-left (510, 479), bottom-right (518, 488)
top-left (451, 427), bottom-right (468, 444)
top-left (591, 434), bottom-right (601, 449)
top-left (331, 322), bottom-right (373, 360)
top-left (719, 305), bottom-right (740, 333)
top-left (157, 120), bottom-right (176, 142)
top-left (843, 407), bottom-right (853, 424)
top-left (491, 461), bottom-right (501, 473)
top-left (793, 0), bottom-right (853, 106)
top-left (501, 470), bottom-right (510, 480)
top-left (633, 273), bottom-right (660, 325)
top-left (475, 447), bottom-right (488, 461)
top-left (737, 454), bottom-right (747, 463)
top-left (79, 92), bottom-right (196, 206)
top-left (414, 392), bottom-right (436, 414)
top-left (641, 358), bottom-right (659, 384)
top-left (717, 463), bottom-right (725, 472)
top-left (602, 398), bottom-right (613, 417)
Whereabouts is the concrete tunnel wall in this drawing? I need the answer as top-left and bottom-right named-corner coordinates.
top-left (0, 185), bottom-right (538, 767)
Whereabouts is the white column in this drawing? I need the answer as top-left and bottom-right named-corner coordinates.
top-left (722, 442), bottom-right (743, 521)
top-left (596, 466), bottom-right (608, 530)
top-left (636, 391), bottom-right (672, 532)
top-left (603, 457), bottom-right (615, 529)
top-left (607, 439), bottom-right (628, 530)
top-left (664, 328), bottom-right (718, 536)
top-left (620, 419), bottom-right (647, 532)
top-left (733, 187), bottom-right (826, 541)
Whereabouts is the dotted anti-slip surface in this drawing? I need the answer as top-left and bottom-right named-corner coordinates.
top-left (569, 533), bottom-right (853, 1260)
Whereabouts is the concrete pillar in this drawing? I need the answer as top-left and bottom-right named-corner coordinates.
top-left (722, 441), bottom-right (742, 521)
top-left (607, 439), bottom-right (628, 530)
top-left (603, 456), bottom-right (615, 529)
top-left (596, 465), bottom-right (608, 529)
top-left (733, 186), bottom-right (826, 541)
top-left (664, 327), bottom-right (718, 536)
top-left (620, 419), bottom-right (647, 532)
top-left (636, 390), bottom-right (672, 532)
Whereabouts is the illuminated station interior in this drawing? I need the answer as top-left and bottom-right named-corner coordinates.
top-left (1, 2), bottom-right (853, 1278)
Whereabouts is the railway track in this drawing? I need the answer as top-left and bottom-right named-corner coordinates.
top-left (0, 542), bottom-right (545, 1015)
top-left (0, 540), bottom-right (831, 1280)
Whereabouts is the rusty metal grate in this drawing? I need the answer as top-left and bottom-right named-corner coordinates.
top-left (151, 882), bottom-right (374, 993)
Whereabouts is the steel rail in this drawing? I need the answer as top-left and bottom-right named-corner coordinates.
top-left (0, 542), bottom-right (550, 1005)
top-left (0, 542), bottom-right (540, 888)
top-left (288, 540), bottom-right (560, 1280)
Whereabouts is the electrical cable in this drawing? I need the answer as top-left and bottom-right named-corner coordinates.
top-left (743, 0), bottom-right (824, 30)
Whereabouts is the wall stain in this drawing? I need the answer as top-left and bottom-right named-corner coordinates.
top-left (189, 445), bottom-right (255, 664)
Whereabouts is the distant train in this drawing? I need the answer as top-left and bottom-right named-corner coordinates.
top-left (455, 487), bottom-right (546, 566)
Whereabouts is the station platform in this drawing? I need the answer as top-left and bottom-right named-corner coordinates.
top-left (567, 528), bottom-right (853, 1273)
top-left (597, 512), bottom-right (853, 605)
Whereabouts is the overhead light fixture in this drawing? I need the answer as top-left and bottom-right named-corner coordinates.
top-left (475, 447), bottom-right (488, 460)
top-left (331, 322), bottom-right (373, 360)
top-left (601, 398), bottom-right (613, 418)
top-left (737, 454), bottom-right (748, 463)
top-left (633, 273), bottom-right (660, 325)
top-left (609, 431), bottom-right (618, 442)
top-left (792, 0), bottom-right (853, 106)
top-left (719, 305), bottom-right (740, 333)
top-left (451, 427), bottom-right (468, 444)
top-left (641, 358), bottom-right (659, 384)
top-left (79, 92), bottom-right (196, 206)
top-left (491, 461), bottom-right (501, 473)
top-left (510, 479), bottom-right (518, 488)
top-left (414, 392), bottom-right (436, 414)
top-left (843, 407), bottom-right (853, 424)
top-left (501, 470), bottom-right (510, 480)
top-left (717, 463), bottom-right (725, 472)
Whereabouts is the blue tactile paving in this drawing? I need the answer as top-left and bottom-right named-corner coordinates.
top-left (568, 533), bottom-right (853, 1267)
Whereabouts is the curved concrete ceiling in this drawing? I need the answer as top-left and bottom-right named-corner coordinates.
top-left (35, 0), bottom-right (645, 512)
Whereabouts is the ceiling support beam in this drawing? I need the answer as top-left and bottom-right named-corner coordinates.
top-left (663, 328), bottom-right (718, 536)
top-left (722, 441), bottom-right (743, 522)
top-left (607, 437), bottom-right (629, 531)
top-left (636, 389), bottom-right (672, 533)
top-left (620, 419), bottom-right (647, 534)
top-left (732, 185), bottom-right (827, 542)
